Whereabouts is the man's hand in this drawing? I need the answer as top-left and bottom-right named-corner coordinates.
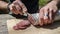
top-left (9, 0), bottom-right (27, 15)
top-left (39, 1), bottom-right (58, 26)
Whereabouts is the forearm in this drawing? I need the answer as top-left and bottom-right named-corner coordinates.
top-left (52, 0), bottom-right (60, 8)
top-left (0, 1), bottom-right (9, 10)
top-left (53, 0), bottom-right (59, 1)
top-left (52, 0), bottom-right (60, 4)
top-left (48, 0), bottom-right (59, 5)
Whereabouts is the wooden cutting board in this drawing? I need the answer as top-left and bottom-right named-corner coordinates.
top-left (7, 19), bottom-right (60, 34)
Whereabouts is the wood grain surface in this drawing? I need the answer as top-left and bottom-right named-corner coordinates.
top-left (7, 19), bottom-right (60, 34)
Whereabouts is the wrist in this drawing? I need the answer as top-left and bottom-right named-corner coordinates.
top-left (51, 0), bottom-right (59, 5)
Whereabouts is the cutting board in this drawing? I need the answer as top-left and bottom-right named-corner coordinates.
top-left (7, 19), bottom-right (60, 34)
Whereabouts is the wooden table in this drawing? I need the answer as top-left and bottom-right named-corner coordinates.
top-left (0, 14), bottom-right (15, 34)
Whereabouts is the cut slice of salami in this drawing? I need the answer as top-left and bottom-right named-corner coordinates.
top-left (13, 26), bottom-right (19, 30)
top-left (13, 20), bottom-right (31, 30)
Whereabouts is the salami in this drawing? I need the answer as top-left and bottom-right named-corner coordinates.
top-left (13, 20), bottom-right (31, 30)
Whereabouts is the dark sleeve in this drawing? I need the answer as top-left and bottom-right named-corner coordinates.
top-left (21, 0), bottom-right (39, 14)
top-left (9, 0), bottom-right (15, 3)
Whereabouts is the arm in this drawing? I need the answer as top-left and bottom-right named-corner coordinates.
top-left (53, 0), bottom-right (60, 8)
top-left (50, 0), bottom-right (59, 5)
top-left (0, 0), bottom-right (9, 10)
top-left (50, 0), bottom-right (60, 9)
top-left (49, 0), bottom-right (59, 1)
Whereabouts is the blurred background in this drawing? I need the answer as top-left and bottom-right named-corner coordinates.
top-left (39, 0), bottom-right (50, 7)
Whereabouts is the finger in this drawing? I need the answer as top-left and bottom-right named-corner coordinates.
top-left (11, 4), bottom-right (19, 14)
top-left (18, 1), bottom-right (27, 14)
top-left (39, 8), bottom-right (44, 26)
top-left (39, 18), bottom-right (44, 26)
top-left (53, 9), bottom-right (57, 14)
top-left (13, 1), bottom-right (20, 14)
top-left (44, 8), bottom-right (49, 25)
top-left (49, 9), bottom-right (53, 24)
top-left (13, 1), bottom-right (23, 15)
top-left (15, 4), bottom-right (23, 15)
top-left (9, 4), bottom-right (17, 14)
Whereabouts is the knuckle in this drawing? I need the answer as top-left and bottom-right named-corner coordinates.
top-left (23, 8), bottom-right (27, 11)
